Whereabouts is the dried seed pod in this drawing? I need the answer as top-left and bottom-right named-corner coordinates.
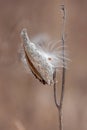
top-left (20, 28), bottom-right (66, 85)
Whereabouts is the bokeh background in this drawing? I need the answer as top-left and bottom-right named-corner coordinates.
top-left (0, 0), bottom-right (87, 130)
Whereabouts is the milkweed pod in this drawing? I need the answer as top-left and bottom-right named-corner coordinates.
top-left (20, 28), bottom-right (66, 85)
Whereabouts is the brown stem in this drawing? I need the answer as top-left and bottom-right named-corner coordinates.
top-left (53, 71), bottom-right (60, 109)
top-left (59, 107), bottom-right (62, 130)
top-left (53, 71), bottom-right (63, 130)
top-left (53, 4), bottom-right (66, 130)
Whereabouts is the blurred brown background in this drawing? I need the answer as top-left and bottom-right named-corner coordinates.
top-left (0, 0), bottom-right (87, 130)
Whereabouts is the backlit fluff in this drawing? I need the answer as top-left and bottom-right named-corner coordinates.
top-left (20, 28), bottom-right (67, 85)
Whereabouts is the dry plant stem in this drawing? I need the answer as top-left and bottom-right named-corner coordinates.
top-left (53, 71), bottom-right (60, 109)
top-left (53, 71), bottom-right (62, 130)
top-left (53, 4), bottom-right (66, 130)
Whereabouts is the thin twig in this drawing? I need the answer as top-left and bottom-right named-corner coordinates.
top-left (53, 70), bottom-right (60, 109)
top-left (59, 4), bottom-right (66, 130)
top-left (53, 4), bottom-right (66, 130)
top-left (53, 71), bottom-right (62, 130)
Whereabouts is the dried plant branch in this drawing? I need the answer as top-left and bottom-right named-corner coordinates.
top-left (53, 70), bottom-right (60, 109)
top-left (53, 4), bottom-right (66, 130)
top-left (59, 4), bottom-right (66, 130)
